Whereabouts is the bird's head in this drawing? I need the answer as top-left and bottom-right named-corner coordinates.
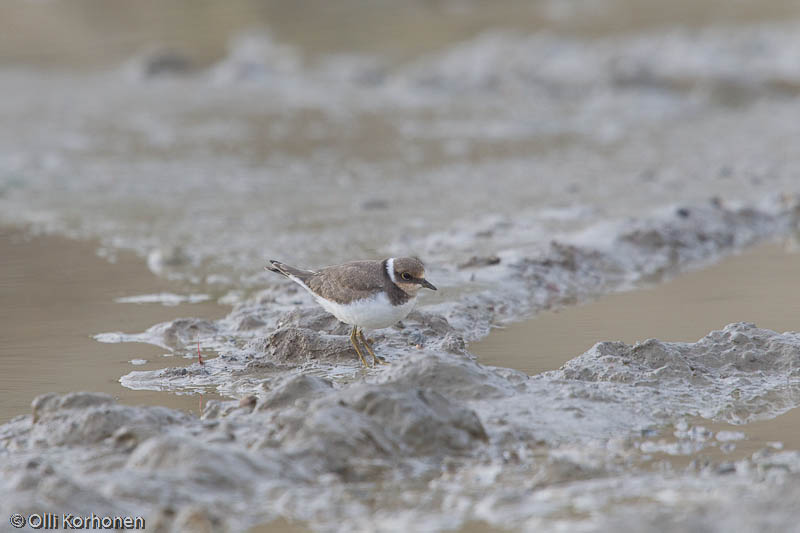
top-left (388, 257), bottom-right (437, 296)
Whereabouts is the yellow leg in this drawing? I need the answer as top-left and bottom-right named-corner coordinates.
top-left (350, 326), bottom-right (369, 367)
top-left (359, 329), bottom-right (388, 365)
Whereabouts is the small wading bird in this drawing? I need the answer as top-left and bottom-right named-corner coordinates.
top-left (266, 257), bottom-right (437, 367)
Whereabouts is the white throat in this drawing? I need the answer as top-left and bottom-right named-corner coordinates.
top-left (385, 257), bottom-right (397, 284)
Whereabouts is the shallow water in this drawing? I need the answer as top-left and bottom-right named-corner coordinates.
top-left (474, 240), bottom-right (800, 375)
top-left (0, 227), bottom-right (226, 423)
top-left (474, 240), bottom-right (800, 473)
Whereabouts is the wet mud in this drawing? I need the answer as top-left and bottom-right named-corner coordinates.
top-left (3, 199), bottom-right (800, 531)
top-left (4, 3), bottom-right (800, 530)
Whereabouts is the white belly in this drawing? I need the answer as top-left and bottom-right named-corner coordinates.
top-left (312, 291), bottom-right (416, 330)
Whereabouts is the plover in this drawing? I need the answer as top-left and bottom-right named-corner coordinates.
top-left (266, 257), bottom-right (437, 367)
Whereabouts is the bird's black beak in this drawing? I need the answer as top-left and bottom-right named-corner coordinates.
top-left (421, 279), bottom-right (437, 291)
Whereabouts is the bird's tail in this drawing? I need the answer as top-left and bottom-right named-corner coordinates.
top-left (265, 260), bottom-right (315, 282)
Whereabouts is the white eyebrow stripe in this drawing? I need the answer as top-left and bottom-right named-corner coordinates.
top-left (386, 257), bottom-right (397, 283)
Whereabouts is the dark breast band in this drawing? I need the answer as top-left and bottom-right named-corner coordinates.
top-left (381, 259), bottom-right (411, 306)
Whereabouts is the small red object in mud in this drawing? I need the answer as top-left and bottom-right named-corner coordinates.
top-left (197, 338), bottom-right (204, 365)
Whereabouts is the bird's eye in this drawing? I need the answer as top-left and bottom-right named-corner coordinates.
top-left (401, 272), bottom-right (412, 281)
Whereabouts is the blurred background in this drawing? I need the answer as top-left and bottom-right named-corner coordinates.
top-left (2, 0), bottom-right (800, 288)
top-left (4, 0), bottom-right (800, 67)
